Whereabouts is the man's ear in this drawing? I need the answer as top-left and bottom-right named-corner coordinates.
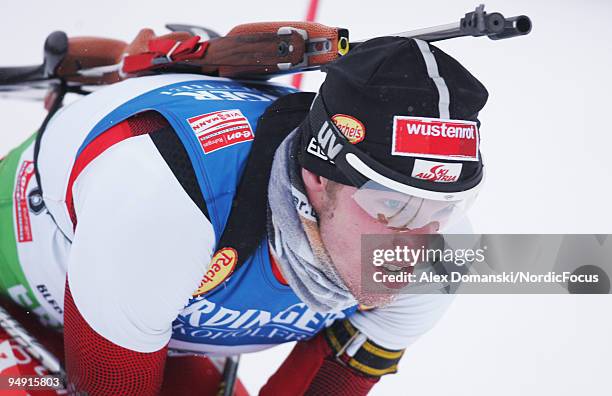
top-left (301, 168), bottom-right (328, 211)
top-left (301, 167), bottom-right (326, 192)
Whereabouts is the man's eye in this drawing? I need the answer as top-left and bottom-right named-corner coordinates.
top-left (383, 199), bottom-right (401, 209)
top-left (380, 199), bottom-right (405, 215)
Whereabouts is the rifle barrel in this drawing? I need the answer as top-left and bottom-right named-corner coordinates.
top-left (352, 5), bottom-right (532, 45)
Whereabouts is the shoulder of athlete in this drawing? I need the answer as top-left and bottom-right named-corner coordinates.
top-left (67, 128), bottom-right (216, 352)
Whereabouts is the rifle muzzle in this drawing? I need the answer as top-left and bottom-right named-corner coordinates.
top-left (489, 15), bottom-right (532, 40)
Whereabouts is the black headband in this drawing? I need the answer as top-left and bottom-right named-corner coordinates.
top-left (300, 94), bottom-right (485, 199)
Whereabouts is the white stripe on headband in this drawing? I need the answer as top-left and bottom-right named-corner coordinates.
top-left (414, 39), bottom-right (451, 119)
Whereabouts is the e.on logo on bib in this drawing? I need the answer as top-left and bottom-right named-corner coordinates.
top-left (187, 109), bottom-right (254, 154)
top-left (392, 116), bottom-right (480, 161)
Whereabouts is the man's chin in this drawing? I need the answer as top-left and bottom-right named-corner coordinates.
top-left (353, 291), bottom-right (397, 309)
top-left (341, 274), bottom-right (399, 309)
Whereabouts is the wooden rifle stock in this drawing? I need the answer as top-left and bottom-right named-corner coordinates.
top-left (0, 5), bottom-right (531, 95)
top-left (50, 22), bottom-right (345, 84)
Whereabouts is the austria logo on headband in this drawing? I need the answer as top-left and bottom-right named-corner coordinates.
top-left (392, 116), bottom-right (480, 161)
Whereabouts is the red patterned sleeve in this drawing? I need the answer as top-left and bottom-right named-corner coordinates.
top-left (63, 280), bottom-right (168, 396)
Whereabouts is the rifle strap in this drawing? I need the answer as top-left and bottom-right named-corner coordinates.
top-left (212, 91), bottom-right (315, 282)
top-left (123, 36), bottom-right (209, 74)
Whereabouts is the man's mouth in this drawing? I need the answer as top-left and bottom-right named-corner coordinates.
top-left (390, 221), bottom-right (440, 234)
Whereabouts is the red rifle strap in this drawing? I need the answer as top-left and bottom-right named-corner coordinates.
top-left (123, 36), bottom-right (209, 74)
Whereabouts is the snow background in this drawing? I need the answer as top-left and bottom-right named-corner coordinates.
top-left (1, 0), bottom-right (611, 394)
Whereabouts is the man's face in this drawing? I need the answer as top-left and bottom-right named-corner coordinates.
top-left (302, 169), bottom-right (438, 308)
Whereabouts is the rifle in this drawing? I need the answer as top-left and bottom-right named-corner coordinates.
top-left (0, 4), bottom-right (531, 98)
